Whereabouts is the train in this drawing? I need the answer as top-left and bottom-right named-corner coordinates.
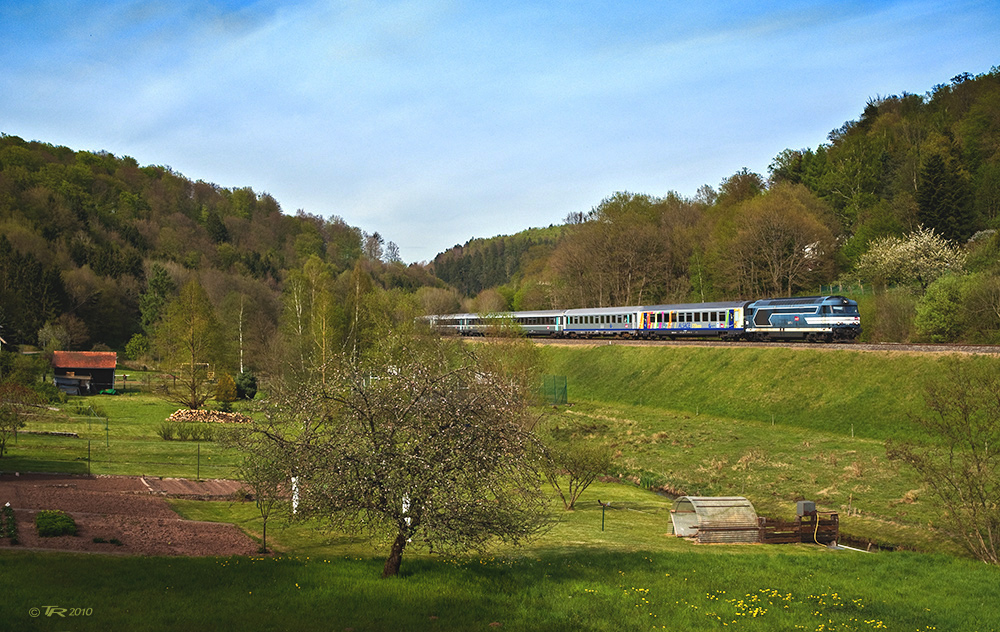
top-left (425, 295), bottom-right (861, 343)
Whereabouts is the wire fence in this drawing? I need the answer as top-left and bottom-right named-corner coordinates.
top-left (1, 433), bottom-right (237, 480)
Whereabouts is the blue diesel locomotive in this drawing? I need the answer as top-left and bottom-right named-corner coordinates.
top-left (426, 295), bottom-right (861, 342)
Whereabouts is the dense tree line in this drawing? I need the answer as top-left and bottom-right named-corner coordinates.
top-left (432, 227), bottom-right (562, 298)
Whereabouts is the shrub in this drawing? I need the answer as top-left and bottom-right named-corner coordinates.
top-left (2, 502), bottom-right (17, 543)
top-left (35, 510), bottom-right (77, 537)
top-left (125, 333), bottom-right (149, 360)
top-left (914, 274), bottom-right (966, 342)
top-left (235, 371), bottom-right (258, 400)
top-left (156, 423), bottom-right (176, 441)
top-left (157, 422), bottom-right (215, 442)
top-left (215, 373), bottom-right (237, 411)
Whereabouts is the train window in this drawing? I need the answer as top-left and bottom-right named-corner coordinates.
top-left (710, 312), bottom-right (717, 322)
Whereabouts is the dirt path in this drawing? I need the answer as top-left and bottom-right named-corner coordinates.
top-left (0, 473), bottom-right (257, 556)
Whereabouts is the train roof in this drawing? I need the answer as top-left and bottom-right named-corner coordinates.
top-left (638, 300), bottom-right (746, 311)
top-left (429, 310), bottom-right (563, 320)
top-left (749, 295), bottom-right (854, 307)
top-left (563, 305), bottom-right (643, 316)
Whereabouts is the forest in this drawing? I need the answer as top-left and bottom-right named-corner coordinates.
top-left (2, 66), bottom-right (1000, 386)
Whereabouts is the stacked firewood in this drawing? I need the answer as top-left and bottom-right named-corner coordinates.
top-left (166, 409), bottom-right (252, 424)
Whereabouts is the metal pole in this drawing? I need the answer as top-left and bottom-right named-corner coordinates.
top-left (197, 443), bottom-right (200, 481)
top-left (88, 441), bottom-right (91, 476)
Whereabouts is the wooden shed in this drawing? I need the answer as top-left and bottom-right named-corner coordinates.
top-left (52, 351), bottom-right (117, 395)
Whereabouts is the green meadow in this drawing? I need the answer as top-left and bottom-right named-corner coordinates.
top-left (1, 346), bottom-right (999, 631)
top-left (2, 480), bottom-right (999, 632)
top-left (1, 391), bottom-right (240, 479)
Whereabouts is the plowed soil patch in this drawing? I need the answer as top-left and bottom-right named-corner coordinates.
top-left (0, 473), bottom-right (256, 556)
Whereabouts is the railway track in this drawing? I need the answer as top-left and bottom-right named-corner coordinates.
top-left (528, 337), bottom-right (1000, 355)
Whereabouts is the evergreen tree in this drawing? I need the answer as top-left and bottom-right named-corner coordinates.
top-left (917, 154), bottom-right (975, 242)
top-left (139, 264), bottom-right (175, 335)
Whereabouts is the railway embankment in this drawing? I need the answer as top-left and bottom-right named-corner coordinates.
top-left (538, 343), bottom-right (993, 441)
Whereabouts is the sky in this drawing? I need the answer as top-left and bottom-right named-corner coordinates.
top-left (2, 1), bottom-right (998, 263)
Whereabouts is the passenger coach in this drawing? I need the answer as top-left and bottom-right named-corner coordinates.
top-left (424, 295), bottom-right (861, 342)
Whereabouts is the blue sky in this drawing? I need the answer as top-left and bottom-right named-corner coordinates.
top-left (2, 1), bottom-right (998, 263)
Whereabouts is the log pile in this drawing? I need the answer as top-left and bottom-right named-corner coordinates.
top-left (166, 409), bottom-right (252, 424)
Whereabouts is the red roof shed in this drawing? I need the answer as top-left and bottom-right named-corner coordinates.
top-left (52, 351), bottom-right (117, 394)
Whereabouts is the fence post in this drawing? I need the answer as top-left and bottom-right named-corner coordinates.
top-left (88, 440), bottom-right (91, 476)
top-left (197, 443), bottom-right (200, 481)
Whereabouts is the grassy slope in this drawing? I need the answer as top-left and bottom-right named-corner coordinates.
top-left (538, 344), bottom-right (980, 441)
top-left (537, 344), bottom-right (1000, 552)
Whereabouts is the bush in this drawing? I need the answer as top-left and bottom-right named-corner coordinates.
top-left (2, 503), bottom-right (18, 544)
top-left (157, 422), bottom-right (215, 442)
top-left (215, 373), bottom-right (237, 411)
top-left (35, 510), bottom-right (77, 537)
top-left (156, 423), bottom-right (176, 441)
top-left (860, 288), bottom-right (917, 342)
top-left (31, 382), bottom-right (67, 404)
top-left (914, 274), bottom-right (966, 342)
top-left (235, 371), bottom-right (258, 400)
top-left (125, 333), bottom-right (149, 361)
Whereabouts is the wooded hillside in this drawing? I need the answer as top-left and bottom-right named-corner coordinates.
top-left (0, 134), bottom-right (443, 382)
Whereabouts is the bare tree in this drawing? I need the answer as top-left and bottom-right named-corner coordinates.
top-left (227, 431), bottom-right (289, 554)
top-left (544, 441), bottom-right (612, 510)
top-left (886, 358), bottom-right (1000, 565)
top-left (714, 184), bottom-right (836, 298)
top-left (239, 331), bottom-right (549, 577)
top-left (0, 384), bottom-right (42, 458)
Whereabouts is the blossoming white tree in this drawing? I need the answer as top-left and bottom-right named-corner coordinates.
top-left (238, 329), bottom-right (548, 577)
top-left (854, 226), bottom-right (965, 290)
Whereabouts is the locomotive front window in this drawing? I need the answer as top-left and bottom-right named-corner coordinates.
top-left (830, 305), bottom-right (860, 315)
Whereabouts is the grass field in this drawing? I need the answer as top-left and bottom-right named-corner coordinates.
top-left (0, 392), bottom-right (241, 478)
top-left (537, 400), bottom-right (957, 554)
top-left (2, 347), bottom-right (1000, 630)
top-left (2, 479), bottom-right (999, 631)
